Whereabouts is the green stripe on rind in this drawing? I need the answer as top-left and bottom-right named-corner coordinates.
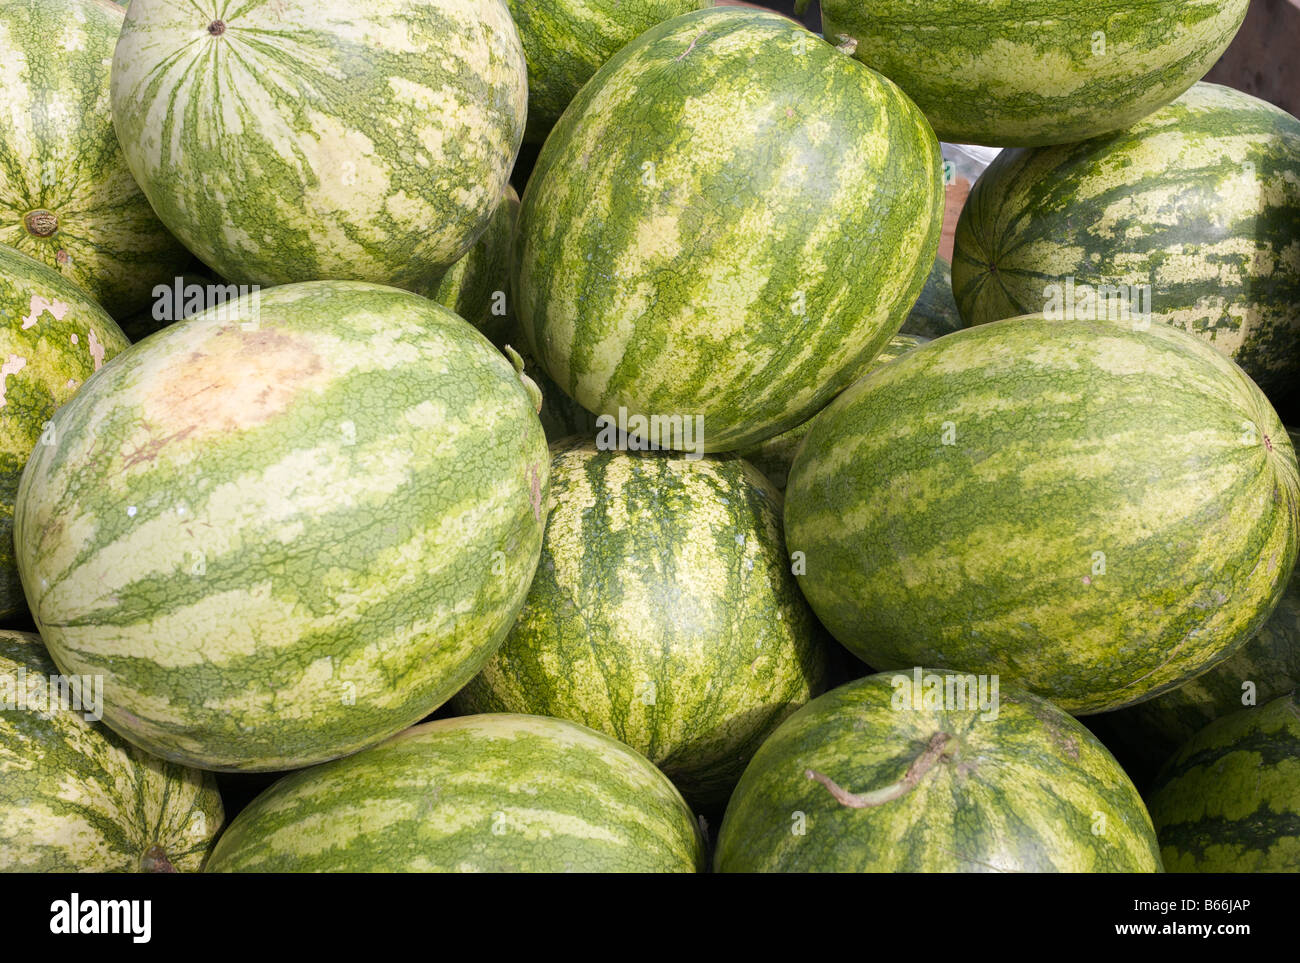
top-left (784, 315), bottom-right (1300, 715)
top-left (205, 713), bottom-right (705, 873)
top-left (452, 441), bottom-right (828, 809)
top-left (15, 281), bottom-right (550, 771)
top-left (0, 244), bottom-right (128, 620)
top-left (110, 0), bottom-right (527, 290)
top-left (427, 185), bottom-right (519, 349)
top-left (952, 83), bottom-right (1300, 399)
top-left (738, 334), bottom-right (928, 491)
top-left (507, 0), bottom-right (710, 145)
top-left (0, 0), bottom-right (190, 318)
top-left (901, 257), bottom-right (963, 340)
top-left (1148, 693), bottom-right (1300, 872)
top-left (514, 7), bottom-right (944, 453)
top-left (0, 630), bottom-right (223, 872)
top-left (820, 0), bottom-right (1248, 147)
top-left (714, 672), bottom-right (1162, 872)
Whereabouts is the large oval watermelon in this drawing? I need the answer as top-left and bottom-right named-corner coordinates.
top-left (15, 281), bottom-right (549, 771)
top-left (507, 0), bottom-right (709, 145)
top-left (715, 672), bottom-right (1162, 872)
top-left (514, 7), bottom-right (944, 453)
top-left (206, 713), bottom-right (705, 872)
top-left (784, 315), bottom-right (1300, 715)
top-left (816, 0), bottom-right (1248, 147)
top-left (110, 0), bottom-right (527, 290)
top-left (428, 185), bottom-right (519, 350)
top-left (1147, 692), bottom-right (1300, 872)
top-left (0, 629), bottom-right (223, 872)
top-left (952, 84), bottom-right (1300, 400)
top-left (0, 0), bottom-right (189, 319)
top-left (452, 440), bottom-right (828, 809)
top-left (0, 244), bottom-right (129, 620)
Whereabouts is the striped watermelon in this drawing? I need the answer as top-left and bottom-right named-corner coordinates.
top-left (784, 315), bottom-right (1300, 715)
top-left (1148, 692), bottom-right (1300, 872)
top-left (0, 630), bottom-right (223, 872)
top-left (15, 281), bottom-right (549, 772)
top-left (110, 0), bottom-right (527, 291)
top-left (952, 84), bottom-right (1300, 400)
top-left (514, 7), bottom-right (944, 453)
top-left (507, 0), bottom-right (709, 145)
top-left (428, 185), bottom-right (519, 350)
top-left (715, 672), bottom-right (1162, 872)
top-left (901, 258), bottom-right (963, 341)
top-left (452, 440), bottom-right (828, 808)
top-left (815, 0), bottom-right (1248, 147)
top-left (737, 333), bottom-right (928, 491)
top-left (0, 244), bottom-right (128, 621)
top-left (206, 713), bottom-right (705, 872)
top-left (0, 0), bottom-right (189, 318)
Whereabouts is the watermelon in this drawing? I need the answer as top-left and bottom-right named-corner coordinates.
top-left (0, 0), bottom-right (189, 317)
top-left (0, 244), bottom-right (129, 621)
top-left (814, 0), bottom-right (1248, 147)
top-left (206, 713), bottom-right (705, 872)
top-left (737, 333), bottom-right (929, 491)
top-left (507, 0), bottom-right (710, 145)
top-left (110, 0), bottom-right (527, 291)
top-left (15, 281), bottom-right (549, 772)
top-left (514, 7), bottom-right (944, 453)
top-left (900, 258), bottom-right (963, 340)
top-left (715, 671), bottom-right (1162, 872)
top-left (428, 185), bottom-right (519, 350)
top-left (784, 315), bottom-right (1300, 715)
top-left (952, 84), bottom-right (1300, 400)
top-left (1148, 692), bottom-right (1300, 872)
top-left (0, 629), bottom-right (223, 872)
top-left (452, 440), bottom-right (828, 808)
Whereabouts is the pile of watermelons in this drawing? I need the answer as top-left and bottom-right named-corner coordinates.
top-left (0, 0), bottom-right (1296, 874)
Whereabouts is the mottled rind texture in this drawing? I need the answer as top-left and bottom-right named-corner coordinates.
top-left (453, 441), bottom-right (828, 808)
top-left (821, 0), bottom-right (1248, 146)
top-left (784, 315), bottom-right (1300, 715)
top-left (428, 185), bottom-right (519, 349)
top-left (738, 334), bottom-right (928, 491)
top-left (0, 0), bottom-right (189, 317)
top-left (0, 244), bottom-right (128, 620)
top-left (901, 258), bottom-right (963, 340)
top-left (110, 0), bottom-right (527, 290)
top-left (1149, 692), bottom-right (1300, 872)
top-left (514, 7), bottom-right (944, 452)
top-left (0, 630), bottom-right (223, 872)
top-left (953, 84), bottom-right (1300, 400)
top-left (206, 713), bottom-right (704, 873)
top-left (15, 282), bottom-right (550, 771)
top-left (508, 0), bottom-right (709, 144)
top-left (715, 672), bottom-right (1162, 872)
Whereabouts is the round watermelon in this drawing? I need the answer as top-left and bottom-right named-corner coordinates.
top-left (428, 185), bottom-right (519, 349)
top-left (784, 315), bottom-right (1300, 715)
top-left (0, 0), bottom-right (188, 318)
top-left (452, 440), bottom-right (827, 808)
top-left (0, 244), bottom-right (129, 620)
top-left (1148, 692), bottom-right (1300, 872)
top-left (206, 713), bottom-right (705, 872)
top-left (737, 334), bottom-right (928, 491)
top-left (952, 84), bottom-right (1300, 400)
top-left (15, 281), bottom-right (549, 772)
top-left (0, 630), bottom-right (223, 872)
top-left (110, 0), bottom-right (527, 291)
top-left (817, 0), bottom-right (1248, 147)
top-left (715, 672), bottom-right (1162, 872)
top-left (514, 7), bottom-right (944, 453)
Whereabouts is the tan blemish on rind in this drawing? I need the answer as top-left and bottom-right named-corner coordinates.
top-left (140, 327), bottom-right (327, 444)
top-left (0, 354), bottom-right (28, 407)
top-left (21, 296), bottom-right (68, 329)
top-left (87, 329), bottom-right (105, 370)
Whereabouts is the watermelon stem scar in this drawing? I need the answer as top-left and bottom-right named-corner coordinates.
top-left (139, 845), bottom-right (178, 873)
top-left (23, 210), bottom-right (57, 237)
top-left (806, 732), bottom-right (954, 808)
top-left (207, 21), bottom-right (225, 36)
